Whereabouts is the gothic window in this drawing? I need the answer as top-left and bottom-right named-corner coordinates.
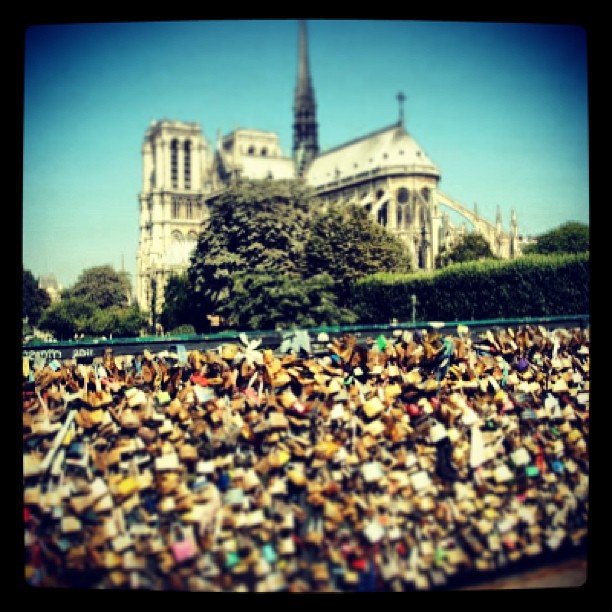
top-left (171, 230), bottom-right (184, 244)
top-left (171, 140), bottom-right (179, 189)
top-left (404, 200), bottom-right (413, 226)
top-left (261, 147), bottom-right (268, 157)
top-left (377, 202), bottom-right (388, 227)
top-left (397, 187), bottom-right (409, 204)
top-left (421, 187), bottom-right (430, 203)
top-left (248, 145), bottom-right (255, 155)
top-left (187, 231), bottom-right (198, 242)
top-left (376, 189), bottom-right (385, 201)
top-left (419, 204), bottom-right (428, 225)
top-left (364, 203), bottom-right (372, 213)
top-left (172, 198), bottom-right (179, 219)
top-left (184, 141), bottom-right (191, 190)
top-left (186, 199), bottom-right (193, 220)
top-left (397, 206), bottom-right (403, 227)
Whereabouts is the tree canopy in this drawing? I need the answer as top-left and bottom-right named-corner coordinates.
top-left (522, 221), bottom-right (589, 255)
top-left (38, 299), bottom-right (147, 340)
top-left (305, 203), bottom-right (412, 305)
top-left (187, 179), bottom-right (315, 329)
top-left (160, 273), bottom-right (199, 333)
top-left (22, 267), bottom-right (51, 327)
top-left (436, 232), bottom-right (497, 268)
top-left (37, 265), bottom-right (147, 340)
top-left (227, 270), bottom-right (357, 330)
top-left (38, 297), bottom-right (97, 340)
top-left (64, 265), bottom-right (131, 309)
top-left (180, 179), bottom-right (410, 331)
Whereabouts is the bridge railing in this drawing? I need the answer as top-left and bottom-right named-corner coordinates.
top-left (22, 313), bottom-right (589, 364)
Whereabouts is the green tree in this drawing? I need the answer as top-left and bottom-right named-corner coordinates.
top-left (111, 304), bottom-right (149, 338)
top-left (168, 324), bottom-right (196, 336)
top-left (38, 297), bottom-right (96, 340)
top-left (38, 298), bottom-right (147, 340)
top-left (188, 179), bottom-right (315, 328)
top-left (88, 306), bottom-right (147, 338)
top-left (22, 267), bottom-right (51, 327)
top-left (88, 308), bottom-right (120, 337)
top-left (436, 232), bottom-right (497, 268)
top-left (304, 203), bottom-right (412, 305)
top-left (64, 265), bottom-right (131, 309)
top-left (228, 270), bottom-right (357, 330)
top-left (160, 273), bottom-right (199, 333)
top-left (522, 221), bottom-right (589, 255)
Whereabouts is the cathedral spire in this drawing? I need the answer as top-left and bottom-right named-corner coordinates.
top-left (297, 19), bottom-right (312, 97)
top-left (293, 19), bottom-right (319, 176)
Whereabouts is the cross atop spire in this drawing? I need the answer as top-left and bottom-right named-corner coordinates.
top-left (397, 91), bottom-right (406, 127)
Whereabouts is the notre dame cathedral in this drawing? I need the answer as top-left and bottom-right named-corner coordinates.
top-left (136, 21), bottom-right (521, 314)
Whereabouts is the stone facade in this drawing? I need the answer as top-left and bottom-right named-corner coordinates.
top-left (136, 121), bottom-right (212, 314)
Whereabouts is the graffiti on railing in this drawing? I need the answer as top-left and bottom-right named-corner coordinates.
top-left (22, 347), bottom-right (95, 362)
top-left (22, 349), bottom-right (63, 361)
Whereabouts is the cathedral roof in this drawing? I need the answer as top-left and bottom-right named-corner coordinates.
top-left (305, 123), bottom-right (440, 189)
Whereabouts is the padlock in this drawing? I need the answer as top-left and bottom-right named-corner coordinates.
top-left (169, 522), bottom-right (198, 563)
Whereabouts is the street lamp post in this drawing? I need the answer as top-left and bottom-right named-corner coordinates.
top-left (150, 269), bottom-right (157, 335)
top-left (419, 224), bottom-right (430, 270)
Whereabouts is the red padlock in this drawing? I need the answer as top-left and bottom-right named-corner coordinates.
top-left (406, 404), bottom-right (420, 416)
top-left (351, 558), bottom-right (367, 571)
top-left (536, 454), bottom-right (547, 473)
top-left (190, 374), bottom-right (209, 386)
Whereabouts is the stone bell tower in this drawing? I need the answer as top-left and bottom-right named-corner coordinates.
top-left (136, 120), bottom-right (212, 316)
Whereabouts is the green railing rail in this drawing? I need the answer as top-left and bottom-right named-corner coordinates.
top-left (23, 314), bottom-right (589, 363)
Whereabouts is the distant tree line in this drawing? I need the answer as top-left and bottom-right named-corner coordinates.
top-left (23, 264), bottom-right (147, 341)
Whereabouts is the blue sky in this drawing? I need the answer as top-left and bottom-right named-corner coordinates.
top-left (22, 19), bottom-right (589, 291)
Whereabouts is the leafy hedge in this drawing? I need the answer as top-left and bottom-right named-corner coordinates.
top-left (350, 253), bottom-right (590, 323)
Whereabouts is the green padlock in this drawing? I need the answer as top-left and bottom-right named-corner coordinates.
top-left (225, 550), bottom-right (240, 569)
